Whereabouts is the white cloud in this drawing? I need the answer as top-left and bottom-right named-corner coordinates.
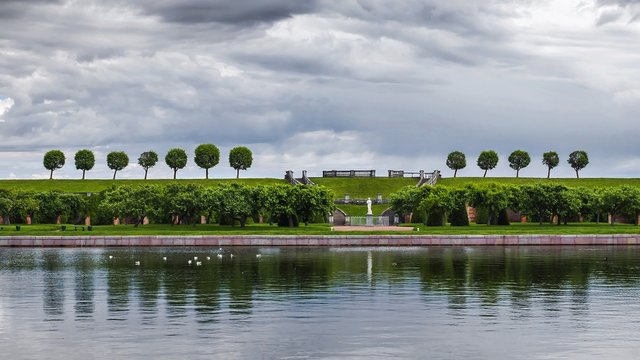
top-left (0, 97), bottom-right (14, 121)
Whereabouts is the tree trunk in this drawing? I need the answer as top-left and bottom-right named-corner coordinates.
top-left (144, 169), bottom-right (148, 180)
top-left (547, 167), bottom-right (551, 179)
top-left (206, 168), bottom-right (209, 179)
top-left (483, 169), bottom-right (487, 178)
top-left (516, 169), bottom-right (519, 178)
top-left (50, 169), bottom-right (53, 180)
top-left (575, 169), bottom-right (579, 179)
top-left (454, 169), bottom-right (457, 178)
top-left (173, 169), bottom-right (177, 179)
top-left (236, 169), bottom-right (240, 179)
top-left (82, 170), bottom-right (86, 180)
top-left (112, 170), bottom-right (117, 180)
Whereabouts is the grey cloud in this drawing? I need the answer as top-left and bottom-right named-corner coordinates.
top-left (132, 0), bottom-right (318, 24)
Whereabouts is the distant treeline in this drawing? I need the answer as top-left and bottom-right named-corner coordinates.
top-left (43, 145), bottom-right (254, 180)
top-left (0, 184), bottom-right (334, 227)
top-left (390, 183), bottom-right (640, 226)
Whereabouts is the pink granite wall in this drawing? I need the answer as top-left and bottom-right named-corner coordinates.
top-left (0, 235), bottom-right (639, 247)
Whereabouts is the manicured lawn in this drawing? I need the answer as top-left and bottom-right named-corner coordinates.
top-left (0, 178), bottom-right (286, 193)
top-left (335, 204), bottom-right (391, 216)
top-left (1, 222), bottom-right (639, 236)
top-left (311, 177), bottom-right (417, 199)
top-left (438, 177), bottom-right (640, 188)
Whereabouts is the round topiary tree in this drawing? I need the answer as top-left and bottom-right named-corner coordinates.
top-left (229, 146), bottom-right (253, 179)
top-left (568, 150), bottom-right (589, 178)
top-left (477, 150), bottom-right (498, 178)
top-left (446, 151), bottom-right (466, 178)
top-left (194, 143), bottom-right (220, 179)
top-left (74, 149), bottom-right (95, 180)
top-left (165, 148), bottom-right (188, 179)
top-left (43, 150), bottom-right (65, 179)
top-left (138, 151), bottom-right (158, 180)
top-left (508, 150), bottom-right (531, 178)
top-left (542, 151), bottom-right (560, 179)
top-left (107, 151), bottom-right (129, 180)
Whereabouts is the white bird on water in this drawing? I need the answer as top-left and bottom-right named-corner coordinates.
top-left (109, 255), bottom-right (113, 260)
top-left (206, 256), bottom-right (211, 261)
top-left (194, 256), bottom-right (198, 260)
top-left (256, 254), bottom-right (262, 258)
top-left (230, 254), bottom-right (234, 259)
top-left (217, 254), bottom-right (223, 259)
top-left (162, 256), bottom-right (167, 261)
top-left (134, 261), bottom-right (140, 266)
top-left (188, 260), bottom-right (192, 265)
top-left (196, 261), bottom-right (202, 266)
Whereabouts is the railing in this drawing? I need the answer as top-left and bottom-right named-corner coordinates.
top-left (323, 170), bottom-right (376, 178)
top-left (388, 170), bottom-right (424, 178)
top-left (345, 216), bottom-right (390, 226)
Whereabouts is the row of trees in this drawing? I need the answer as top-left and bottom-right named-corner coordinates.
top-left (43, 145), bottom-right (254, 180)
top-left (446, 150), bottom-right (589, 178)
top-left (390, 183), bottom-right (640, 226)
top-left (0, 184), bottom-right (335, 227)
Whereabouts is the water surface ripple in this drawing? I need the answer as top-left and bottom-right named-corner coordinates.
top-left (1, 246), bottom-right (640, 359)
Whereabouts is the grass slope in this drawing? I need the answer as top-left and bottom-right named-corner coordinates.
top-left (0, 178), bottom-right (285, 192)
top-left (438, 177), bottom-right (640, 188)
top-left (311, 177), bottom-right (417, 199)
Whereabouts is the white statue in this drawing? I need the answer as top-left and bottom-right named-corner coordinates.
top-left (366, 197), bottom-right (372, 215)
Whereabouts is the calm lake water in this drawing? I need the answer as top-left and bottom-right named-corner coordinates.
top-left (1, 246), bottom-right (640, 359)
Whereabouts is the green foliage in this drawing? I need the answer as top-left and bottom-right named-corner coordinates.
top-left (477, 150), bottom-right (499, 178)
top-left (426, 211), bottom-right (445, 226)
top-left (496, 209), bottom-right (511, 225)
top-left (447, 190), bottom-right (470, 226)
top-left (194, 144), bottom-right (220, 179)
top-left (294, 185), bottom-right (335, 225)
top-left (74, 149), bottom-right (95, 179)
top-left (467, 183), bottom-right (511, 225)
top-left (138, 151), bottom-right (158, 180)
top-left (568, 150), bottom-right (589, 178)
top-left (508, 150), bottom-right (531, 178)
top-left (446, 151), bottom-right (466, 177)
top-left (43, 150), bottom-right (65, 179)
top-left (542, 151), bottom-right (560, 179)
top-left (106, 151), bottom-right (129, 180)
top-left (474, 207), bottom-right (489, 224)
top-left (601, 186), bottom-right (640, 225)
top-left (165, 148), bottom-right (188, 179)
top-left (229, 146), bottom-right (253, 179)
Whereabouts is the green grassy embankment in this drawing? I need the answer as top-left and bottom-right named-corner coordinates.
top-left (1, 222), bottom-right (640, 236)
top-left (438, 177), bottom-right (640, 188)
top-left (310, 177), bottom-right (417, 198)
top-left (0, 178), bottom-right (285, 192)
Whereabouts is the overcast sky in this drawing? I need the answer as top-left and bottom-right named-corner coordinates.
top-left (1, 0), bottom-right (639, 180)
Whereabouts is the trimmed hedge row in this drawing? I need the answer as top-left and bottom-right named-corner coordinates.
top-left (390, 183), bottom-right (640, 226)
top-left (0, 184), bottom-right (335, 227)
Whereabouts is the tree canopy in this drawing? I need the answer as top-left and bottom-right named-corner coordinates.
top-left (194, 143), bottom-right (220, 179)
top-left (508, 150), bottom-right (531, 178)
top-left (542, 151), bottom-right (560, 179)
top-left (137, 151), bottom-right (158, 180)
top-left (568, 150), bottom-right (589, 178)
top-left (446, 151), bottom-right (466, 177)
top-left (106, 151), bottom-right (129, 180)
top-left (229, 146), bottom-right (253, 179)
top-left (74, 149), bottom-right (95, 180)
top-left (477, 150), bottom-right (499, 177)
top-left (165, 148), bottom-right (188, 179)
top-left (43, 150), bottom-right (65, 179)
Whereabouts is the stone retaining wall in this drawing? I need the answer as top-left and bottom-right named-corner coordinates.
top-left (1, 235), bottom-right (640, 247)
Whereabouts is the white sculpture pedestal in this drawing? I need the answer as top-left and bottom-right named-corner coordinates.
top-left (366, 214), bottom-right (373, 227)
